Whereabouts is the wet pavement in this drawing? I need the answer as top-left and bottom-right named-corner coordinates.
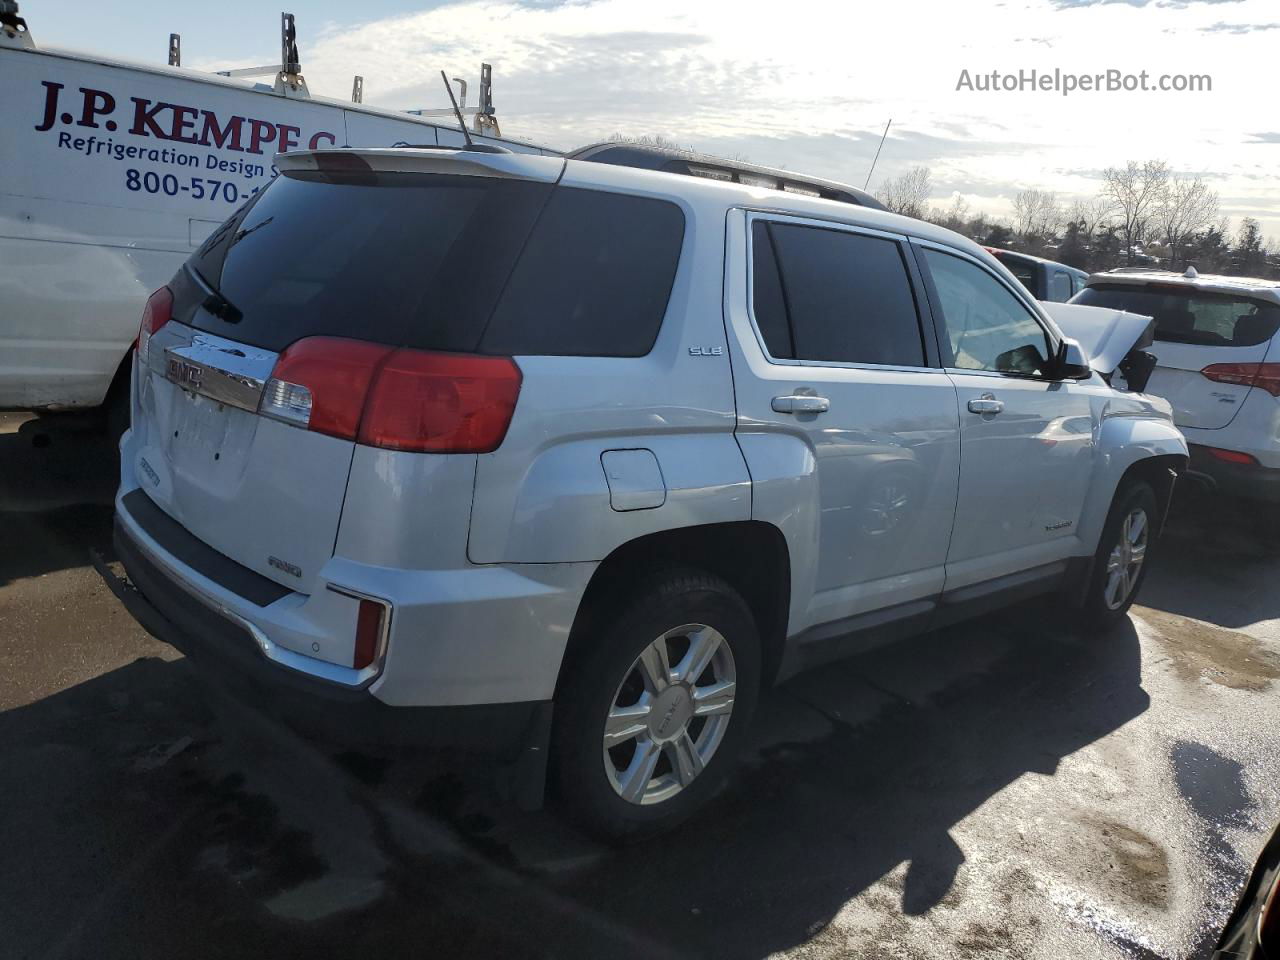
top-left (3, 409), bottom-right (1279, 959)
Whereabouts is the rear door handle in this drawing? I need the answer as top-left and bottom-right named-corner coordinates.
top-left (772, 394), bottom-right (830, 414)
top-left (967, 394), bottom-right (1004, 415)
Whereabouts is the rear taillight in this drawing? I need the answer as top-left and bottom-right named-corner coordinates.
top-left (260, 338), bottom-right (392, 438)
top-left (358, 351), bottom-right (522, 453)
top-left (1205, 446), bottom-right (1259, 466)
top-left (258, 336), bottom-right (522, 453)
top-left (353, 597), bottom-right (385, 670)
top-left (1202, 363), bottom-right (1280, 398)
top-left (136, 286), bottom-right (173, 366)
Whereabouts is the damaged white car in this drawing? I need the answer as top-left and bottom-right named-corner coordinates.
top-left (112, 143), bottom-right (1188, 840)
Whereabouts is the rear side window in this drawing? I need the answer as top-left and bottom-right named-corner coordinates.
top-left (1074, 284), bottom-right (1280, 347)
top-left (480, 188), bottom-right (684, 357)
top-left (751, 221), bottom-right (926, 367)
top-left (749, 222), bottom-right (795, 358)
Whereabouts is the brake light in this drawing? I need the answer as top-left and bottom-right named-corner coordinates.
top-left (1205, 447), bottom-right (1259, 466)
top-left (359, 351), bottom-right (521, 453)
top-left (136, 286), bottom-right (172, 366)
top-left (260, 338), bottom-right (392, 438)
top-left (258, 336), bottom-right (522, 453)
top-left (1202, 363), bottom-right (1280, 398)
top-left (353, 597), bottom-right (385, 670)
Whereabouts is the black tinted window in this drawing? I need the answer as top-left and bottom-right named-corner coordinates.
top-left (1074, 285), bottom-right (1280, 347)
top-left (762, 223), bottom-right (925, 366)
top-left (750, 222), bottom-right (794, 358)
top-left (994, 253), bottom-right (1040, 297)
top-left (183, 172), bottom-right (552, 353)
top-left (480, 188), bottom-right (684, 357)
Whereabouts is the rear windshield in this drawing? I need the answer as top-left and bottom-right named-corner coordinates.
top-left (177, 171), bottom-right (685, 357)
top-left (1074, 284), bottom-right (1280, 347)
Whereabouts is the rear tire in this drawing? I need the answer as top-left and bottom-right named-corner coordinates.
top-left (552, 570), bottom-right (761, 843)
top-left (1081, 480), bottom-right (1159, 628)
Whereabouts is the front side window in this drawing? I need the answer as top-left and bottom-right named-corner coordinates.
top-left (924, 248), bottom-right (1052, 376)
top-left (750, 220), bottom-right (925, 367)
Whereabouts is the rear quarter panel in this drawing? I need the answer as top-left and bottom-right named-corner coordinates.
top-left (466, 180), bottom-right (750, 563)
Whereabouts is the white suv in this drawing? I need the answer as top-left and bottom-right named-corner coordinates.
top-left (1074, 270), bottom-right (1280, 505)
top-left (113, 144), bottom-right (1187, 839)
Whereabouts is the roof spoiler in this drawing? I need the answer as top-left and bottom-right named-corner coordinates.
top-left (275, 147), bottom-right (564, 184)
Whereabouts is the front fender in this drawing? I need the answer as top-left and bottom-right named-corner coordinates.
top-left (1076, 405), bottom-right (1188, 552)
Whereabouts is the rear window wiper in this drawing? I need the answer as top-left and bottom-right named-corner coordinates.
top-left (186, 264), bottom-right (243, 324)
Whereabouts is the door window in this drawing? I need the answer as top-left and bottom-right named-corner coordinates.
top-left (750, 220), bottom-right (925, 366)
top-left (923, 249), bottom-right (1053, 375)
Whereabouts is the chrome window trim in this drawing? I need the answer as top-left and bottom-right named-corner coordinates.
top-left (742, 210), bottom-right (940, 375)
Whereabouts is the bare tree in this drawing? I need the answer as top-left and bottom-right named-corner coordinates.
top-left (1100, 160), bottom-right (1171, 264)
top-left (1066, 197), bottom-right (1113, 242)
top-left (1156, 176), bottom-right (1219, 269)
top-left (1012, 188), bottom-right (1061, 243)
top-left (927, 193), bottom-right (972, 233)
top-left (875, 166), bottom-right (932, 219)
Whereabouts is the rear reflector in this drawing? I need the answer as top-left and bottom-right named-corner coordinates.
top-left (137, 286), bottom-right (173, 366)
top-left (257, 336), bottom-right (521, 453)
top-left (1202, 363), bottom-right (1280, 398)
top-left (353, 597), bottom-right (385, 670)
top-left (1204, 446), bottom-right (1259, 466)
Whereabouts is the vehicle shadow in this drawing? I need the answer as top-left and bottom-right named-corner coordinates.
top-left (0, 412), bottom-right (118, 586)
top-left (1136, 486), bottom-right (1280, 630)
top-left (535, 610), bottom-right (1149, 958)
top-left (2, 603), bottom-right (1147, 959)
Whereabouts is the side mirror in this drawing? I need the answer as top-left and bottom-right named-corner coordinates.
top-left (1051, 337), bottom-right (1092, 380)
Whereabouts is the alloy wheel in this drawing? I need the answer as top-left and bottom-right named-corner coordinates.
top-left (1104, 506), bottom-right (1149, 610)
top-left (602, 623), bottom-right (737, 806)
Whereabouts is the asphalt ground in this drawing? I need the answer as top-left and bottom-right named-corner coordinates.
top-left (3, 408), bottom-right (1279, 960)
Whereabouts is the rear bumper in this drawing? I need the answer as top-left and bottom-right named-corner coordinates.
top-left (110, 517), bottom-right (551, 764)
top-left (1186, 444), bottom-right (1280, 503)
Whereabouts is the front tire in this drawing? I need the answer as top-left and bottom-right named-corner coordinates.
top-left (552, 570), bottom-right (761, 842)
top-left (1082, 480), bottom-right (1159, 627)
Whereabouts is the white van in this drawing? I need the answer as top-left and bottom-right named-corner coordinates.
top-left (0, 8), bottom-right (554, 422)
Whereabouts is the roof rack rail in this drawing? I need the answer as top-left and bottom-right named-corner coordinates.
top-left (567, 142), bottom-right (887, 211)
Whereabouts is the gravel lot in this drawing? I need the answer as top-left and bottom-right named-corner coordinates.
top-left (3, 409), bottom-right (1279, 960)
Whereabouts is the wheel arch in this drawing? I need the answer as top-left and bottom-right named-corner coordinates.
top-left (557, 521), bottom-right (792, 696)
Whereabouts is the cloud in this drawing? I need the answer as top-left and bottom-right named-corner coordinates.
top-left (1049, 0), bottom-right (1242, 7)
top-left (1199, 20), bottom-right (1280, 32)
top-left (1246, 132), bottom-right (1280, 143)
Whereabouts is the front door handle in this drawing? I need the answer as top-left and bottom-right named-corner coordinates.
top-left (772, 394), bottom-right (830, 414)
top-left (967, 394), bottom-right (1004, 415)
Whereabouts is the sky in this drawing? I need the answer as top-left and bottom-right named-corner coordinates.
top-left (31, 0), bottom-right (1280, 240)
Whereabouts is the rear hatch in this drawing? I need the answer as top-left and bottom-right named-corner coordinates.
top-left (1073, 282), bottom-right (1280, 429)
top-left (131, 150), bottom-right (564, 593)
